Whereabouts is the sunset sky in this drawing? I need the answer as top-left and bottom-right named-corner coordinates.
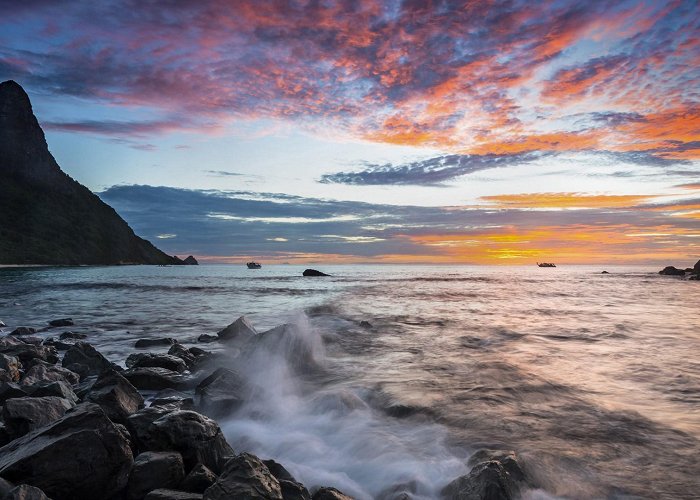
top-left (1, 0), bottom-right (699, 264)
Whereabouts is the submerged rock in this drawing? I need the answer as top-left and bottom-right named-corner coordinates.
top-left (127, 451), bottom-right (185, 500)
top-left (87, 369), bottom-right (145, 423)
top-left (216, 316), bottom-right (257, 344)
top-left (312, 487), bottom-right (353, 500)
top-left (303, 269), bottom-right (330, 277)
top-left (2, 396), bottom-right (74, 438)
top-left (180, 463), bottom-right (218, 493)
top-left (135, 338), bottom-right (178, 348)
top-left (197, 334), bottom-right (218, 343)
top-left (48, 318), bottom-right (73, 327)
top-left (127, 353), bottom-right (188, 373)
top-left (0, 403), bottom-right (133, 500)
top-left (659, 266), bottom-right (686, 276)
top-left (203, 452), bottom-right (282, 500)
top-left (195, 368), bottom-right (246, 417)
top-left (62, 342), bottom-right (112, 376)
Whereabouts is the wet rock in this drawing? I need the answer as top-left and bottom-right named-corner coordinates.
top-left (168, 344), bottom-right (197, 370)
top-left (62, 342), bottom-right (112, 376)
top-left (601, 271), bottom-right (609, 274)
top-left (87, 369), bottom-right (145, 423)
top-left (0, 403), bottom-right (133, 500)
top-left (180, 463), bottom-right (218, 493)
top-left (359, 320), bottom-right (373, 329)
top-left (195, 368), bottom-right (246, 417)
top-left (694, 259), bottom-right (700, 274)
top-left (0, 353), bottom-right (21, 382)
top-left (42, 338), bottom-right (74, 351)
top-left (659, 266), bottom-right (686, 276)
top-left (10, 327), bottom-right (36, 336)
top-left (48, 318), bottom-right (73, 327)
top-left (216, 316), bottom-right (257, 344)
top-left (145, 489), bottom-right (203, 500)
top-left (3, 396), bottom-right (75, 438)
top-left (0, 382), bottom-right (29, 403)
top-left (126, 405), bottom-right (179, 451)
top-left (0, 477), bottom-right (14, 497)
top-left (467, 450), bottom-right (528, 484)
top-left (253, 323), bottom-right (321, 373)
top-left (127, 353), bottom-right (188, 373)
top-left (203, 452), bottom-right (282, 500)
top-left (263, 459), bottom-right (310, 500)
top-left (441, 460), bottom-right (519, 500)
top-left (21, 363), bottom-right (80, 386)
top-left (311, 487), bottom-right (353, 500)
top-left (303, 269), bottom-right (330, 277)
top-left (690, 275), bottom-right (700, 281)
top-left (0, 339), bottom-right (58, 365)
top-left (377, 481), bottom-right (419, 500)
top-left (25, 380), bottom-right (79, 404)
top-left (188, 347), bottom-right (207, 357)
top-left (150, 389), bottom-right (195, 410)
top-left (135, 338), bottom-right (178, 348)
top-left (59, 331), bottom-right (87, 340)
top-left (123, 367), bottom-right (186, 391)
top-left (127, 451), bottom-right (185, 500)
top-left (197, 334), bottom-right (218, 344)
top-left (4, 484), bottom-right (52, 500)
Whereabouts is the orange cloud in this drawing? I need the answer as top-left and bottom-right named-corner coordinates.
top-left (479, 193), bottom-right (659, 209)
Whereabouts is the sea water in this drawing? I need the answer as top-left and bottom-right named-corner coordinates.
top-left (1, 265), bottom-right (698, 498)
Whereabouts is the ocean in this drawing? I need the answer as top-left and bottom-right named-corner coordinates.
top-left (1, 264), bottom-right (698, 499)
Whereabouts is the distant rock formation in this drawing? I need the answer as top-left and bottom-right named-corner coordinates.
top-left (302, 269), bottom-right (330, 277)
top-left (659, 266), bottom-right (686, 276)
top-left (181, 256), bottom-right (198, 265)
top-left (0, 80), bottom-right (179, 265)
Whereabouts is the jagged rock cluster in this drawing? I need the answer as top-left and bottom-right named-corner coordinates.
top-left (658, 259), bottom-right (700, 279)
top-left (0, 315), bottom-right (533, 500)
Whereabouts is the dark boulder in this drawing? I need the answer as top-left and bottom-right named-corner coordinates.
top-left (441, 460), bottom-right (520, 500)
top-left (0, 478), bottom-right (15, 498)
top-left (129, 409), bottom-right (234, 474)
top-left (466, 450), bottom-right (527, 484)
top-left (59, 331), bottom-right (87, 340)
top-left (21, 363), bottom-right (80, 386)
top-left (150, 389), bottom-right (195, 410)
top-left (145, 490), bottom-right (203, 500)
top-left (10, 327), bottom-right (36, 336)
top-left (168, 344), bottom-right (197, 370)
top-left (359, 320), bottom-right (373, 329)
top-left (197, 334), bottom-right (218, 344)
top-left (263, 459), bottom-right (310, 500)
top-left (87, 369), bottom-right (145, 423)
top-left (694, 259), bottom-right (700, 274)
top-left (0, 339), bottom-right (58, 365)
top-left (302, 269), bottom-right (330, 277)
top-left (252, 323), bottom-right (321, 373)
top-left (311, 487), bottom-right (353, 500)
top-left (195, 368), bottom-right (246, 417)
top-left (62, 342), bottom-right (112, 376)
top-left (126, 405), bottom-right (179, 452)
top-left (601, 271), bottom-right (609, 274)
top-left (127, 451), bottom-right (185, 500)
top-left (659, 266), bottom-right (686, 276)
top-left (216, 316), bottom-right (257, 344)
top-left (180, 463), bottom-right (218, 493)
top-left (0, 382), bottom-right (29, 402)
top-left (27, 380), bottom-right (79, 403)
top-left (48, 318), bottom-right (73, 327)
top-left (0, 403), bottom-right (133, 500)
top-left (127, 353), bottom-right (188, 373)
top-left (203, 452), bottom-right (282, 500)
top-left (0, 353), bottom-right (21, 382)
top-left (2, 396), bottom-right (74, 438)
top-left (135, 338), bottom-right (178, 348)
top-left (4, 484), bottom-right (52, 500)
top-left (42, 338), bottom-right (74, 351)
top-left (123, 367), bottom-right (185, 391)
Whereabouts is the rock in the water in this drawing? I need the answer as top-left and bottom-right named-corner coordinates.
top-left (127, 451), bottom-right (185, 500)
top-left (180, 463), bottom-right (218, 493)
top-left (601, 271), bottom-right (609, 274)
top-left (466, 450), bottom-right (527, 484)
top-left (311, 487), bottom-right (353, 500)
top-left (168, 344), bottom-right (197, 370)
top-left (203, 452), bottom-right (282, 500)
top-left (150, 389), bottom-right (195, 410)
top-left (0, 353), bottom-right (21, 382)
top-left (694, 259), bottom-right (700, 274)
top-left (252, 323), bottom-right (321, 373)
top-left (129, 409), bottom-right (233, 474)
top-left (123, 367), bottom-right (186, 391)
top-left (49, 318), bottom-right (74, 327)
top-left (145, 489), bottom-right (203, 500)
top-left (659, 266), bottom-right (686, 276)
top-left (197, 334), bottom-right (218, 343)
top-left (183, 256), bottom-right (199, 265)
top-left (62, 342), bottom-right (112, 376)
top-left (195, 368), bottom-right (246, 417)
top-left (441, 460), bottom-right (520, 500)
top-left (42, 338), bottom-right (75, 351)
top-left (59, 331), bottom-right (87, 340)
top-left (10, 327), bottom-right (36, 336)
top-left (263, 459), bottom-right (310, 500)
top-left (0, 339), bottom-right (58, 365)
top-left (4, 484), bottom-right (52, 500)
top-left (21, 363), bottom-right (80, 386)
top-left (302, 269), bottom-right (330, 277)
top-left (216, 316), bottom-right (257, 344)
top-left (87, 370), bottom-right (145, 423)
top-left (359, 320), bottom-right (373, 329)
top-left (135, 338), bottom-right (178, 348)
top-left (2, 396), bottom-right (75, 438)
top-left (0, 403), bottom-right (133, 500)
top-left (127, 353), bottom-right (188, 373)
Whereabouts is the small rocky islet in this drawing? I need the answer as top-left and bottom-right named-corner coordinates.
top-left (658, 259), bottom-right (700, 279)
top-left (0, 316), bottom-right (532, 500)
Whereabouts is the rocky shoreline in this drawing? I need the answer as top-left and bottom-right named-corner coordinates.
top-left (0, 316), bottom-right (532, 500)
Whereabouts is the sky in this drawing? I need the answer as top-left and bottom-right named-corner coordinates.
top-left (1, 0), bottom-right (699, 264)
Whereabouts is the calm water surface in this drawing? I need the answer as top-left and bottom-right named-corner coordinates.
top-left (1, 265), bottom-right (698, 499)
